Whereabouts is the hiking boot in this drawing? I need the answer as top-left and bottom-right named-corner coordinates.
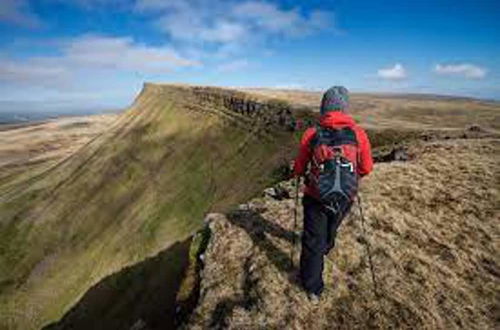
top-left (308, 293), bottom-right (321, 305)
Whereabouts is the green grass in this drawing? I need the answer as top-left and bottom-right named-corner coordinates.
top-left (0, 85), bottom-right (297, 329)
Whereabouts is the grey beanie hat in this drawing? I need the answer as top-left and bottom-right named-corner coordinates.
top-left (320, 86), bottom-right (349, 115)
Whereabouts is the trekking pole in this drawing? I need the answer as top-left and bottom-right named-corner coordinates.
top-left (357, 194), bottom-right (380, 299)
top-left (291, 176), bottom-right (300, 269)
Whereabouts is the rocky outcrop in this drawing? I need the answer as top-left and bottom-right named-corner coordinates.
top-left (373, 146), bottom-right (411, 163)
top-left (142, 84), bottom-right (300, 133)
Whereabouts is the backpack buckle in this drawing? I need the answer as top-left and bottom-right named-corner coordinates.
top-left (340, 162), bottom-right (354, 173)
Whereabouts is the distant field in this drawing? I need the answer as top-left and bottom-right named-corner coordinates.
top-left (0, 115), bottom-right (119, 193)
top-left (244, 88), bottom-right (500, 131)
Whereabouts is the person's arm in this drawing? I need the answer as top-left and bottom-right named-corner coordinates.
top-left (293, 127), bottom-right (316, 177)
top-left (356, 128), bottom-right (373, 177)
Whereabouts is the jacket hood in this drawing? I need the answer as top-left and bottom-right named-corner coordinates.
top-left (319, 111), bottom-right (356, 128)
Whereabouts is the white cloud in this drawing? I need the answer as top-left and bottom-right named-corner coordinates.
top-left (64, 35), bottom-right (199, 71)
top-left (0, 58), bottom-right (69, 85)
top-left (233, 1), bottom-right (330, 36)
top-left (216, 59), bottom-right (250, 73)
top-left (434, 63), bottom-right (487, 79)
top-left (136, 0), bottom-right (333, 45)
top-left (232, 2), bottom-right (300, 33)
top-left (0, 35), bottom-right (199, 87)
top-left (155, 14), bottom-right (248, 44)
top-left (0, 0), bottom-right (337, 105)
top-left (0, 0), bottom-right (41, 27)
top-left (377, 63), bottom-right (407, 80)
top-left (200, 21), bottom-right (247, 43)
top-left (272, 84), bottom-right (305, 90)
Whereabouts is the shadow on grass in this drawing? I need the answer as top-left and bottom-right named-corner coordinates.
top-left (43, 210), bottom-right (298, 330)
top-left (208, 209), bottom-right (299, 328)
top-left (226, 209), bottom-right (295, 275)
top-left (43, 239), bottom-right (192, 330)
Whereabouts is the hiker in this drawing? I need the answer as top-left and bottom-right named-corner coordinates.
top-left (293, 86), bottom-right (373, 302)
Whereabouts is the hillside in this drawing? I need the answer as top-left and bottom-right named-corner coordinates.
top-left (0, 84), bottom-right (297, 329)
top-left (1, 84), bottom-right (499, 329)
top-left (186, 138), bottom-right (499, 329)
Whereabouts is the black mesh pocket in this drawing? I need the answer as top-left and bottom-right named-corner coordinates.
top-left (340, 166), bottom-right (358, 199)
top-left (318, 169), bottom-right (339, 202)
top-left (317, 158), bottom-right (358, 203)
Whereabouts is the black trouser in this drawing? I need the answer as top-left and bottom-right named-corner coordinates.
top-left (300, 195), bottom-right (352, 295)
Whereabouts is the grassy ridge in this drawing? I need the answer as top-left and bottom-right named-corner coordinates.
top-left (0, 85), bottom-right (295, 329)
top-left (187, 138), bottom-right (500, 329)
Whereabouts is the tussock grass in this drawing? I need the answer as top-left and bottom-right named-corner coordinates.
top-left (188, 138), bottom-right (499, 329)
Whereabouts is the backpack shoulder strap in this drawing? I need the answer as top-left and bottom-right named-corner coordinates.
top-left (309, 124), bottom-right (322, 148)
top-left (339, 127), bottom-right (358, 145)
top-left (311, 125), bottom-right (358, 147)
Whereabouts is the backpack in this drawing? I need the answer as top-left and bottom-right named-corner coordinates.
top-left (308, 126), bottom-right (359, 211)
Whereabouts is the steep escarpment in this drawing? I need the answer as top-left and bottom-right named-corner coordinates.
top-left (0, 84), bottom-right (300, 329)
top-left (185, 138), bottom-right (500, 329)
top-left (2, 84), bottom-right (499, 329)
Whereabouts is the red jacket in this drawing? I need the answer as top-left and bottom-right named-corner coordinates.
top-left (293, 111), bottom-right (373, 198)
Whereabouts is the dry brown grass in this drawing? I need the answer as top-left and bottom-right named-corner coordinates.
top-left (0, 115), bottom-right (117, 192)
top-left (244, 88), bottom-right (500, 132)
top-left (0, 115), bottom-right (117, 167)
top-left (187, 138), bottom-right (500, 330)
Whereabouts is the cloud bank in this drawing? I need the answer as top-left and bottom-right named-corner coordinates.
top-left (377, 63), bottom-right (407, 80)
top-left (434, 63), bottom-right (487, 79)
top-left (136, 0), bottom-right (333, 47)
top-left (0, 35), bottom-right (199, 87)
top-left (1, 0), bottom-right (333, 93)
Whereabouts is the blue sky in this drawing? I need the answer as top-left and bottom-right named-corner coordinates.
top-left (0, 0), bottom-right (499, 112)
